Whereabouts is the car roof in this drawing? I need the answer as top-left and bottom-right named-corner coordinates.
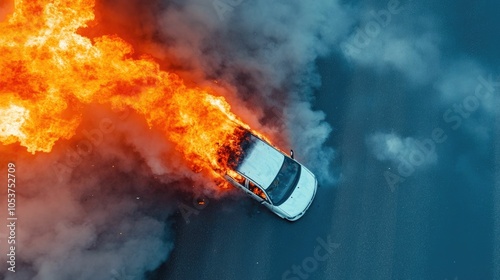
top-left (235, 134), bottom-right (285, 188)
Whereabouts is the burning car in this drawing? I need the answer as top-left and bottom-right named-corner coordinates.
top-left (224, 132), bottom-right (317, 221)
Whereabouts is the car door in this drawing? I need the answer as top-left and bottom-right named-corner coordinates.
top-left (246, 180), bottom-right (272, 207)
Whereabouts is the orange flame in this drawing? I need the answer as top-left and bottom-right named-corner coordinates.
top-left (0, 0), bottom-right (267, 182)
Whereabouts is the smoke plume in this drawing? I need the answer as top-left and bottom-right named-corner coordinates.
top-left (90, 0), bottom-right (352, 183)
top-left (1, 0), bottom-right (350, 279)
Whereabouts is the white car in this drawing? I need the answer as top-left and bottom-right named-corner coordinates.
top-left (225, 132), bottom-right (318, 221)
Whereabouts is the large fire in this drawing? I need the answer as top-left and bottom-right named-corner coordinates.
top-left (0, 0), bottom-right (267, 184)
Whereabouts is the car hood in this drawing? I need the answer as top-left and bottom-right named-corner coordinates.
top-left (275, 166), bottom-right (317, 219)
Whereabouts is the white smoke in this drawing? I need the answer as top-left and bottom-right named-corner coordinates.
top-left (0, 110), bottom-right (182, 280)
top-left (367, 132), bottom-right (437, 167)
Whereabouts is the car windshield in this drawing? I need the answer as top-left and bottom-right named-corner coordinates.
top-left (265, 156), bottom-right (301, 206)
